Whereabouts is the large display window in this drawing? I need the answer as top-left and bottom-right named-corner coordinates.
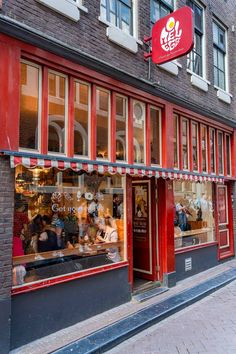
top-left (13, 167), bottom-right (126, 287)
top-left (174, 181), bottom-right (215, 250)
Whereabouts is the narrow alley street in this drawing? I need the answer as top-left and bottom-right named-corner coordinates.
top-left (107, 280), bottom-right (236, 354)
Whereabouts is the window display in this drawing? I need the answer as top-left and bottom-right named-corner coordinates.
top-left (174, 181), bottom-right (215, 250)
top-left (13, 167), bottom-right (126, 287)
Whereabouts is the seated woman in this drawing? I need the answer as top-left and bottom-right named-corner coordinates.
top-left (95, 217), bottom-right (121, 263)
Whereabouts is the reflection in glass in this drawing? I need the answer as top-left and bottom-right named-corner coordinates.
top-left (192, 123), bottom-right (198, 171)
top-left (226, 135), bottom-right (231, 176)
top-left (116, 95), bottom-right (127, 161)
top-left (13, 166), bottom-right (126, 287)
top-left (182, 119), bottom-right (189, 170)
top-left (20, 62), bottom-right (40, 150)
top-left (201, 125), bottom-right (207, 173)
top-left (48, 72), bottom-right (66, 153)
top-left (210, 129), bottom-right (216, 173)
top-left (133, 101), bottom-right (145, 164)
top-left (74, 82), bottom-right (89, 156)
top-left (174, 114), bottom-right (179, 168)
top-left (218, 132), bottom-right (224, 175)
top-left (174, 181), bottom-right (215, 250)
top-left (150, 107), bottom-right (161, 165)
top-left (96, 89), bottom-right (109, 159)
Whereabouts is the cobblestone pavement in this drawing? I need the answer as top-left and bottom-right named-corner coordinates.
top-left (107, 280), bottom-right (236, 354)
top-left (11, 259), bottom-right (236, 354)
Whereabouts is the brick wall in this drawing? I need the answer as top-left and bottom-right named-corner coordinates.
top-left (1, 0), bottom-right (236, 122)
top-left (0, 156), bottom-right (14, 299)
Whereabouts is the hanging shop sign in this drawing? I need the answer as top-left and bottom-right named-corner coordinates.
top-left (146, 6), bottom-right (194, 65)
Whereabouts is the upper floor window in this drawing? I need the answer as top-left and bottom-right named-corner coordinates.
top-left (218, 131), bottom-right (224, 175)
top-left (182, 118), bottom-right (189, 170)
top-left (96, 88), bottom-right (110, 160)
top-left (192, 122), bottom-right (198, 171)
top-left (173, 114), bottom-right (179, 168)
top-left (20, 61), bottom-right (41, 151)
top-left (209, 128), bottom-right (216, 174)
top-left (150, 0), bottom-right (174, 26)
top-left (116, 95), bottom-right (128, 162)
top-left (225, 134), bottom-right (231, 176)
top-left (201, 125), bottom-right (207, 173)
top-left (213, 21), bottom-right (226, 90)
top-left (150, 107), bottom-right (161, 165)
top-left (100, 0), bottom-right (133, 35)
top-left (187, 0), bottom-right (204, 77)
top-left (133, 101), bottom-right (145, 164)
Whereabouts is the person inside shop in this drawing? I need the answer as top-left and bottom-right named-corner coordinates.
top-left (38, 215), bottom-right (59, 253)
top-left (95, 217), bottom-right (121, 263)
top-left (13, 200), bottom-right (30, 254)
top-left (175, 202), bottom-right (191, 232)
top-left (113, 194), bottom-right (122, 219)
top-left (55, 218), bottom-right (65, 249)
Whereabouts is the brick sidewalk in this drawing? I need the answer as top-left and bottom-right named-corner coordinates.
top-left (11, 259), bottom-right (236, 354)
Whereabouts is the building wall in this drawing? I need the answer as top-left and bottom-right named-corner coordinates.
top-left (1, 0), bottom-right (236, 123)
top-left (0, 156), bottom-right (14, 354)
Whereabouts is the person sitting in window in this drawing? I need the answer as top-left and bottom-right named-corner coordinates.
top-left (95, 217), bottom-right (121, 263)
top-left (175, 203), bottom-right (191, 232)
top-left (38, 216), bottom-right (58, 253)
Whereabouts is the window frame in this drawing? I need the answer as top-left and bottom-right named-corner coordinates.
top-left (19, 59), bottom-right (42, 154)
top-left (115, 93), bottom-right (128, 163)
top-left (225, 133), bottom-right (231, 176)
top-left (150, 106), bottom-right (162, 167)
top-left (96, 86), bottom-right (111, 161)
top-left (213, 19), bottom-right (227, 91)
top-left (191, 121), bottom-right (199, 172)
top-left (209, 127), bottom-right (216, 174)
top-left (217, 131), bottom-right (224, 176)
top-left (47, 69), bottom-right (69, 156)
top-left (200, 124), bottom-right (208, 174)
top-left (181, 117), bottom-right (190, 171)
top-left (173, 113), bottom-right (179, 169)
top-left (187, 0), bottom-right (205, 78)
top-left (150, 0), bottom-right (174, 26)
top-left (133, 100), bottom-right (146, 165)
top-left (73, 79), bottom-right (91, 159)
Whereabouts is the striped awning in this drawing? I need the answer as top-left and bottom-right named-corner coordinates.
top-left (10, 155), bottom-right (224, 183)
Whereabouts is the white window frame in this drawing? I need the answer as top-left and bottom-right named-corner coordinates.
top-left (115, 94), bottom-right (128, 163)
top-left (96, 87), bottom-right (111, 162)
top-left (74, 80), bottom-right (91, 159)
top-left (99, 0), bottom-right (141, 53)
top-left (150, 106), bottom-right (162, 167)
top-left (48, 70), bottom-right (68, 157)
top-left (19, 59), bottom-right (42, 154)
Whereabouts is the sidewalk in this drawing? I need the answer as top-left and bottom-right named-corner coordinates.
top-left (11, 258), bottom-right (236, 354)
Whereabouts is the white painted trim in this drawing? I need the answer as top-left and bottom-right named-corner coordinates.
top-left (106, 25), bottom-right (138, 53)
top-left (36, 0), bottom-right (88, 22)
top-left (187, 69), bottom-right (210, 92)
top-left (216, 88), bottom-right (232, 104)
top-left (158, 61), bottom-right (179, 76)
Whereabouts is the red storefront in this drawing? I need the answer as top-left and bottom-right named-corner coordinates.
top-left (0, 33), bottom-right (235, 348)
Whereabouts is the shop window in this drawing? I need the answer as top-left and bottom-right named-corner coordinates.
top-left (201, 125), bottom-right (207, 173)
top-left (187, 0), bottom-right (204, 77)
top-left (116, 95), bottom-right (127, 162)
top-left (19, 61), bottom-right (41, 151)
top-left (218, 131), bottom-right (224, 175)
top-left (210, 128), bottom-right (216, 174)
top-left (173, 114), bottom-right (179, 169)
top-left (150, 107), bottom-right (161, 165)
top-left (174, 181), bottom-right (215, 250)
top-left (213, 20), bottom-right (227, 91)
top-left (13, 167), bottom-right (126, 288)
top-left (96, 88), bottom-right (110, 160)
top-left (192, 122), bottom-right (198, 171)
top-left (226, 134), bottom-right (231, 176)
top-left (100, 0), bottom-right (133, 35)
top-left (48, 72), bottom-right (68, 154)
top-left (182, 118), bottom-right (189, 170)
top-left (74, 81), bottom-right (90, 157)
top-left (133, 101), bottom-right (145, 164)
top-left (150, 0), bottom-right (174, 25)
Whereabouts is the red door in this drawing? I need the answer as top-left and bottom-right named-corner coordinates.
top-left (132, 180), bottom-right (156, 281)
top-left (217, 184), bottom-right (234, 260)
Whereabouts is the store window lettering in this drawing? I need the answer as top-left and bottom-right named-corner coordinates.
top-left (13, 167), bottom-right (125, 287)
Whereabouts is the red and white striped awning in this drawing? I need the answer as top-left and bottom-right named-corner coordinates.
top-left (10, 156), bottom-right (224, 183)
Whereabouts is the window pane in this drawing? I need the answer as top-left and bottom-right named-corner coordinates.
top-left (13, 167), bottom-right (126, 287)
top-left (194, 4), bottom-right (203, 32)
top-left (182, 119), bottom-right (189, 170)
top-left (218, 132), bottom-right (224, 175)
top-left (116, 95), bottom-right (127, 161)
top-left (96, 89), bottom-right (109, 159)
top-left (151, 0), bottom-right (173, 24)
top-left (192, 123), bottom-right (198, 171)
top-left (218, 70), bottom-right (225, 90)
top-left (133, 101), bottom-right (145, 164)
top-left (174, 181), bottom-right (215, 250)
top-left (201, 125), bottom-right (207, 173)
top-left (150, 107), bottom-right (161, 165)
top-left (174, 114), bottom-right (179, 168)
top-left (210, 129), bottom-right (215, 173)
top-left (226, 135), bottom-right (231, 175)
top-left (74, 82), bottom-right (89, 157)
top-left (20, 63), bottom-right (40, 150)
top-left (48, 73), bottom-right (66, 153)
